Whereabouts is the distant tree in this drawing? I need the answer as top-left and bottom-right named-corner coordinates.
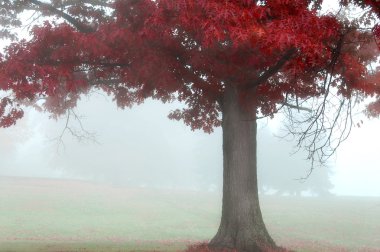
top-left (258, 127), bottom-right (334, 197)
top-left (0, 128), bottom-right (16, 162)
top-left (307, 167), bottom-right (334, 196)
top-left (0, 1), bottom-right (379, 251)
top-left (0, 114), bottom-right (32, 174)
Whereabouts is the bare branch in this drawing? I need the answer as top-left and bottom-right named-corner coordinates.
top-left (52, 108), bottom-right (99, 153)
top-left (282, 102), bottom-right (312, 113)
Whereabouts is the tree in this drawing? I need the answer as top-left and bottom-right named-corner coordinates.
top-left (0, 0), bottom-right (379, 251)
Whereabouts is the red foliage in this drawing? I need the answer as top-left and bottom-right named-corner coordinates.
top-left (0, 0), bottom-right (379, 128)
top-left (346, 0), bottom-right (380, 46)
top-left (0, 97), bottom-right (24, 128)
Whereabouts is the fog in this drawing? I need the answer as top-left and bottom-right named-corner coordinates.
top-left (1, 0), bottom-right (378, 198)
top-left (1, 92), bottom-right (379, 196)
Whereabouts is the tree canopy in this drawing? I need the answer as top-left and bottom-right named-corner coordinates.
top-left (0, 0), bottom-right (379, 131)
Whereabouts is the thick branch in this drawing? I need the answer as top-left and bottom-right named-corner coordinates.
top-left (282, 102), bottom-right (312, 112)
top-left (29, 0), bottom-right (94, 33)
top-left (57, 0), bottom-right (113, 8)
top-left (248, 48), bottom-right (297, 89)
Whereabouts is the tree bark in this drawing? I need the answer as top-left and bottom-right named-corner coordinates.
top-left (209, 84), bottom-right (277, 252)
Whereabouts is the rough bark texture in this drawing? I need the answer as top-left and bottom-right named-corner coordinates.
top-left (209, 85), bottom-right (277, 252)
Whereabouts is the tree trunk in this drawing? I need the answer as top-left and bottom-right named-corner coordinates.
top-left (209, 85), bottom-right (277, 252)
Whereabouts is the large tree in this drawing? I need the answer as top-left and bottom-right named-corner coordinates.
top-left (1, 0), bottom-right (379, 251)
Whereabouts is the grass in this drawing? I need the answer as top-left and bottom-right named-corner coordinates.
top-left (0, 176), bottom-right (379, 252)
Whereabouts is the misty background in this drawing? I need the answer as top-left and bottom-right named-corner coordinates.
top-left (1, 0), bottom-right (378, 198)
top-left (1, 91), bottom-right (379, 197)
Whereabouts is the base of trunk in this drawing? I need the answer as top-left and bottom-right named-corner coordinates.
top-left (209, 226), bottom-right (278, 252)
top-left (185, 242), bottom-right (291, 252)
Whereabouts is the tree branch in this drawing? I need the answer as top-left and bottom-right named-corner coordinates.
top-left (282, 102), bottom-right (312, 113)
top-left (29, 0), bottom-right (95, 33)
top-left (56, 0), bottom-right (113, 8)
top-left (247, 48), bottom-right (297, 89)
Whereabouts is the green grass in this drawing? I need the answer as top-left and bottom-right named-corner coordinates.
top-left (0, 176), bottom-right (379, 252)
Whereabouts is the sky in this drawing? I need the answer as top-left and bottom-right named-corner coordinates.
top-left (0, 0), bottom-right (379, 197)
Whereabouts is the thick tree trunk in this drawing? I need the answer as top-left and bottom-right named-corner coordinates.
top-left (209, 85), bottom-right (277, 252)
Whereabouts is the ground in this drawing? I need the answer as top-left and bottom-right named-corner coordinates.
top-left (0, 176), bottom-right (379, 252)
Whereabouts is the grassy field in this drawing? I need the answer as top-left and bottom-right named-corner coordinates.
top-left (0, 176), bottom-right (379, 252)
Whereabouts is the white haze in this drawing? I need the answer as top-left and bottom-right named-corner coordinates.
top-left (0, 0), bottom-right (379, 197)
top-left (0, 92), bottom-right (379, 196)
